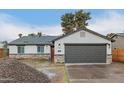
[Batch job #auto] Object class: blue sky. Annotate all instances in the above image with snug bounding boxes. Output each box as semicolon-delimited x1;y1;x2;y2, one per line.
0;9;124;25
0;9;121;25
0;9;81;25
0;9;124;41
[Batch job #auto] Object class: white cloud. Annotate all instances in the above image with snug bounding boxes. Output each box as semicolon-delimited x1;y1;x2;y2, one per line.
1;11;124;42
88;10;124;35
0;13;62;42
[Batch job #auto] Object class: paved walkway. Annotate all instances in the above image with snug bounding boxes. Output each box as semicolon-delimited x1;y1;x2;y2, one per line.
66;62;124;83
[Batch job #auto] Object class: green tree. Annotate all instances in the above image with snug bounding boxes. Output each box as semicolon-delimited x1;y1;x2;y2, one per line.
75;10;91;30
2;41;8;49
61;13;75;34
61;10;91;34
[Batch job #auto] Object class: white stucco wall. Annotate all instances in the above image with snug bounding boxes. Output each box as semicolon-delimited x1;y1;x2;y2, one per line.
9;45;51;54
9;45;17;54
55;30;111;55
44;45;50;54
25;46;37;54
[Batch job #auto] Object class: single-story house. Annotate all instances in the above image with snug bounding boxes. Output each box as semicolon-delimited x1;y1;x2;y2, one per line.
8;35;58;60
108;33;124;49
8;29;112;64
107;33;124;62
53;29;112;64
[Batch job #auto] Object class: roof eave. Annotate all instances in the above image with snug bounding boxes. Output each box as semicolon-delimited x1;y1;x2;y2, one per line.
8;43;53;46
52;29;112;42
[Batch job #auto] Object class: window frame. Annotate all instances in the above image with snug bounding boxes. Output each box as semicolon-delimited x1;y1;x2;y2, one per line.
17;46;25;54
37;45;44;54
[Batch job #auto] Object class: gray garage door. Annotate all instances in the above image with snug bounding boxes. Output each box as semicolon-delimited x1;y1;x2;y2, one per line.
65;44;106;63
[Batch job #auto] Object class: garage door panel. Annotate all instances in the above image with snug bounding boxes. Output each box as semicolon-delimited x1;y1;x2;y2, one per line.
65;44;106;63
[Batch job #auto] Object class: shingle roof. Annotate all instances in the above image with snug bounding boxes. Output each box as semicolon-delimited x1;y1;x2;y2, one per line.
52;28;112;42
9;36;58;45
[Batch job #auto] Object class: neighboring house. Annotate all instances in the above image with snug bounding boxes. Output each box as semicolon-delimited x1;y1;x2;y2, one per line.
107;33;124;62
8;35;58;60
0;42;5;48
9;29;112;64
53;29;112;64
109;33;124;49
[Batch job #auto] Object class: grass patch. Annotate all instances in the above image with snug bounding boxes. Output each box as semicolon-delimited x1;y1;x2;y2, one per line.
30;60;49;65
20;59;50;68
63;65;69;83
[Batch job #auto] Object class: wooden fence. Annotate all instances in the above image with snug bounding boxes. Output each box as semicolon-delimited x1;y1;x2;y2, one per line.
0;49;3;58
0;48;9;58
112;49;124;62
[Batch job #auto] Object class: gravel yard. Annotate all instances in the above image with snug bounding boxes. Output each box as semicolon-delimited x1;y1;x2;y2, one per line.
21;60;68;83
0;59;50;83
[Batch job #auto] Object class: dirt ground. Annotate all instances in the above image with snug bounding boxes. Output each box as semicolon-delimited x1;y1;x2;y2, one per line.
66;62;124;83
2;59;124;83
21;60;68;83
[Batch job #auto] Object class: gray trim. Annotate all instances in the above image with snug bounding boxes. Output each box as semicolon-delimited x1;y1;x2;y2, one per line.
9;44;51;46
52;29;111;42
64;43;107;46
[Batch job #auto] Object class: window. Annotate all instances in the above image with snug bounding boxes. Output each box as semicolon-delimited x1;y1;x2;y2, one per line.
58;50;61;52
18;46;24;54
37;46;44;53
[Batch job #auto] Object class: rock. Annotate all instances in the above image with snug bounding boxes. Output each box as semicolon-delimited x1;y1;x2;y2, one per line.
0;59;50;83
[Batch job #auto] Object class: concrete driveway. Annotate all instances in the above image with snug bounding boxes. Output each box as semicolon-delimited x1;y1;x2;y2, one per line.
66;62;124;83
